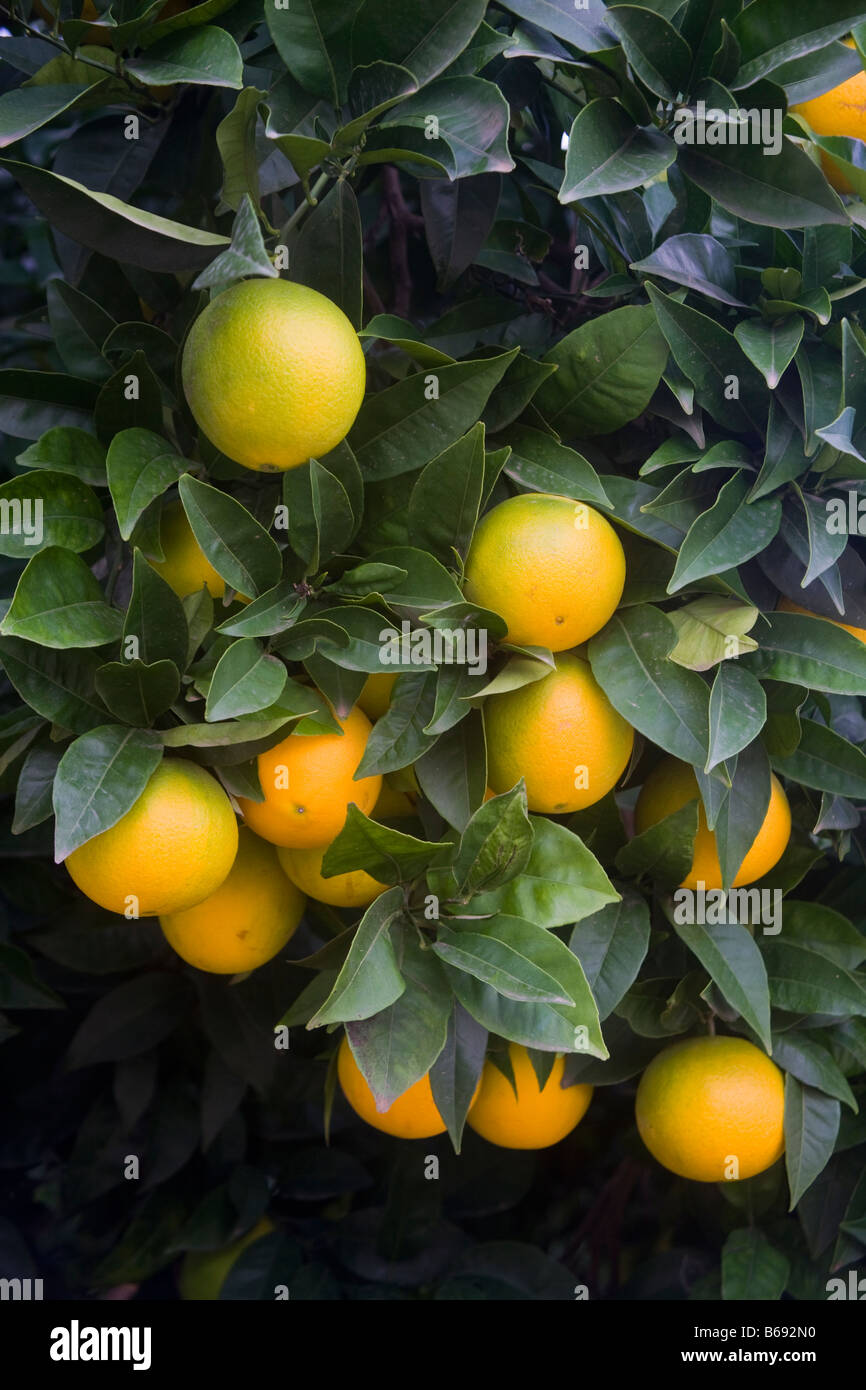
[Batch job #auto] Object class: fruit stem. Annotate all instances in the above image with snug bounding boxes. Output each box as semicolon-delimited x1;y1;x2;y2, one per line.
278;171;331;243
707;1013;716;1036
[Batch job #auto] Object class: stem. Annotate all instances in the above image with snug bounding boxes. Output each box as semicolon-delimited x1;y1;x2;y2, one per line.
2;6;119;76
278;170;330;243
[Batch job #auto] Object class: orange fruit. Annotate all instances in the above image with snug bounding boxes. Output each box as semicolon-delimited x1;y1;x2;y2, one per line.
484;652;634;813
66;759;237;917
634;755;791;890
467;1044;593;1150
792;42;866;193
372;773;418;820
152;499;226;600
464;492;625;651
277;842;386;908
778;595;866;644
357;672;396;720
337;1035;448;1139
181;279;366;473
237;705;381;849
178;1217;275;1300
635;1035;785;1182
160;826;305;973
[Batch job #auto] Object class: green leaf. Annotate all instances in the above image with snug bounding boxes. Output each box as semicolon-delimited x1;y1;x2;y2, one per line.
762;940;866;1016
282;459;355;574
94;349;163;442
732;1;866;85
0;157;229;273
706;662;767;771
308;887;406;1027
0;82;103;149
16;426;106;485
95;659;180;727
323;803;449;884
567;890;651;1022
742;612;866;695
721;1229;790;1300
1;547;121;649
589;605;709;765
428;1002;488;1153
372;77;514;179
107;429;186;540
772;717;866;798
677;136;848;229
52;725;162;862
178;475;282;599
349;351;517;480
123;549;188;673
46;279;114;382
345;931;451;1107
407;423;485;566
12;746;60;835
668;597;760;672
615;800;699;887
771;1032;857;1110
496;0;611;50
606;6;693;100
67;973;192;1068
734;316;804;389
500;425;611;508
0;637;107;733
443;915;606;1057
415;709;487;832
266;0;355;104
192;194;277;292
450;783;533;897
469;817;619;929
419;174;500;291
125;25;243;88
215;86;264;213
784;1076;840;1208
291;181;362;329
356;671;438;775
560;100;676;202
351;0;487;87
434;924;575;1005
668;473;782;593
674;918;772;1050
780;901;866;971
205;639;287;721
535;305;668;438
0;469;103;557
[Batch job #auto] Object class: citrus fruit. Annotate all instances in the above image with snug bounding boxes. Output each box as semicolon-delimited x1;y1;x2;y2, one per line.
357;672;396;720
277;843;386;908
778;595;866;644
635;1035;785;1182
337;1035;449;1139
237;705;381;849
66;759;238;917
160;826;305;973
178;1217;274;1300
372;772;418;820
484;652;634;813
467;1045;593;1150
181;279;366;473
634;755;791;890
152;499;226;599
792;43;866;193
464;492;626;650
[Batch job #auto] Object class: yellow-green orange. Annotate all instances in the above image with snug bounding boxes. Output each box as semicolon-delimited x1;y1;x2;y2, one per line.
152;499;225;599
238;704;381;849
778;595;866;644
66;760;237;917
357;672;396;720
160;826;305;973
178;1217;275;1300
484;652;633;813
467;1045;593;1150
792;43;866;193
464;492;626;651
278;843;386;908
181;279;365;473
337;1035;447;1139
634;756;791;890
635;1036;785;1182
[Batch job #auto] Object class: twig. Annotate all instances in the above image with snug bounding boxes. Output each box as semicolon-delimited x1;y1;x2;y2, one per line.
278;169;330;244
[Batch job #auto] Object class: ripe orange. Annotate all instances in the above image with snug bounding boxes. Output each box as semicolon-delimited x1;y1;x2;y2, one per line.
181;279;366;473
778;595;866;644
277;843;386;908
372;773;418;820
237;705;381;849
635;1035;785;1182
160;826;305;973
464;492;625;650
792;42;866;193
484;652;634;813
178;1217;275;1300
357;672;396;720
152;499;226;600
337;1035;448;1139
634;755;791;890
66;759;238;917
467;1044;593;1150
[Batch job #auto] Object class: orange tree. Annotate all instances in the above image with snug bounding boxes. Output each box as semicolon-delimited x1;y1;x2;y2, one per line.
0;0;865;1303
